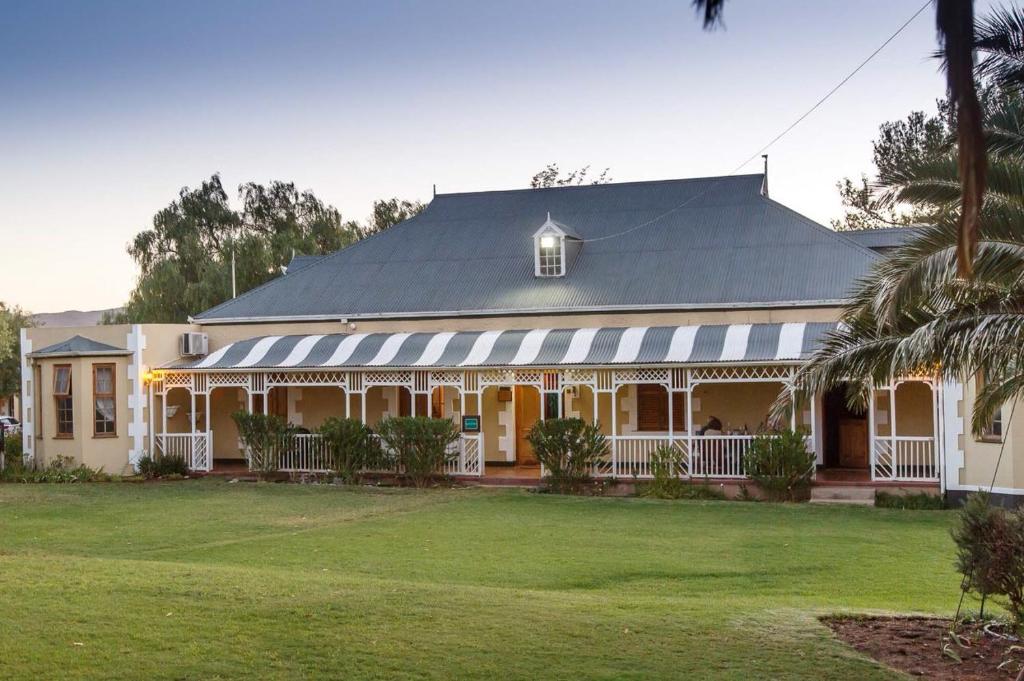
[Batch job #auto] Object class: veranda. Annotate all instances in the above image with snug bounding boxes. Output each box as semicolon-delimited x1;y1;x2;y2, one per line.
150;364;943;484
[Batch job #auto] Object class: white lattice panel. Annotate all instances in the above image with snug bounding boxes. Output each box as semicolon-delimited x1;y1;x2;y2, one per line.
363;371;412;386
690;365;792;383
561;369;596;386
613;368;669;387
429;371;463;388
207;373;250;388
264;371;345;387
162;372;192;388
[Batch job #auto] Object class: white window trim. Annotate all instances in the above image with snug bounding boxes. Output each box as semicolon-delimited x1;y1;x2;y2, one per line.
532;214;568;278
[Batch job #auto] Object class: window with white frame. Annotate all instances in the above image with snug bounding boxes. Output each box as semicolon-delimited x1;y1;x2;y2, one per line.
536;231;563;276
977;370;1004;442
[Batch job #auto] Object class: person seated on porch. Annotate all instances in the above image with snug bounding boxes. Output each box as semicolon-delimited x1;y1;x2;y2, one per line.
697;416;723;436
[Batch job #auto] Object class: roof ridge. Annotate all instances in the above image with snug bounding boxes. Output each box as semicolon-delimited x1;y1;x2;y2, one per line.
434;173;764;199
758;194;879;260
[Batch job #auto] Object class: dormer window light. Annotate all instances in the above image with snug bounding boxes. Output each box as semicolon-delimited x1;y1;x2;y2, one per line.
533;213;580;278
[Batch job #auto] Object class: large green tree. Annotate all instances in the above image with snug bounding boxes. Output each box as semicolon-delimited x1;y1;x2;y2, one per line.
530;164;612;188
693;0;991;276
782;94;1024;434
110;176;425;323
0;303;32;398
832;107;953;231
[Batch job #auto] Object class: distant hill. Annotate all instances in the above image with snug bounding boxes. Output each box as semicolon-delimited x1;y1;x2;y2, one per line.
31;308;121;327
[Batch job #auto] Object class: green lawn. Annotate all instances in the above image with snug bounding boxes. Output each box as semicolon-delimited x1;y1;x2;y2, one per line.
0;480;960;680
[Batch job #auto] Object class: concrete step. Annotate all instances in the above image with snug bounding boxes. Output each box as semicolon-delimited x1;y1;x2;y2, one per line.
810;485;876;505
809;497;875;506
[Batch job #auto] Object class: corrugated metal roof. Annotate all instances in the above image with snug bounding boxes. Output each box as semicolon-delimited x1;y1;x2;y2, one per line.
195;175;878;322
286;254;324;273
841;226;920;250
29;335;131;358
168;322;838;370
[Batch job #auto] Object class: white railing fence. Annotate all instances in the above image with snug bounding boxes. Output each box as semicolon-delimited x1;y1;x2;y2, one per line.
245;432;484;477
278;433;332;473
688;435;754;479
605;436;688;478
155;432;212;472
872;436;937;482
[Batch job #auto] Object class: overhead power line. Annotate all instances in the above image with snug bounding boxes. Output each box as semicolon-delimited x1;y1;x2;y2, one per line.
580;0;933;244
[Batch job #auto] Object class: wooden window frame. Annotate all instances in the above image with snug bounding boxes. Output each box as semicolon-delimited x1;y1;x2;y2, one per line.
92;363;117;438
53;364;73;438
976;372;1004;443
635;385;686;433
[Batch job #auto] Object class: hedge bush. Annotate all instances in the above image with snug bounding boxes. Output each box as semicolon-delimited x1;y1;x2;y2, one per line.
744;429;815;502
137;454;190;479
376;417;459;488
232;411;296;479
316;417;385;483
527;418;608;493
952;492;1024;625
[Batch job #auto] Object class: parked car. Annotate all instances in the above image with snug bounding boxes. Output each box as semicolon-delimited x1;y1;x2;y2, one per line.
0;416;21;434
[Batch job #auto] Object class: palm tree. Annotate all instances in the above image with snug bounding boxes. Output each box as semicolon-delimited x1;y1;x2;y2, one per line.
779;88;1024;434
691;0;987;276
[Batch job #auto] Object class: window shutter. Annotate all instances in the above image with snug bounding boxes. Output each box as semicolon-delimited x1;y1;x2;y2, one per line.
636;384;668;431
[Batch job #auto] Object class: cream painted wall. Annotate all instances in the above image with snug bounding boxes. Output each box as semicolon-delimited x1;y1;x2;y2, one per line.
30;356;133;474
958;376;1018;490
691;382;783;433
296;387;347;429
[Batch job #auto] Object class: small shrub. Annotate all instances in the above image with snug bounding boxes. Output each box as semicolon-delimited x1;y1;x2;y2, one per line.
4;433;23;461
745;429;815;502
641;445;689;499
376;417;459;488
1;455;113;483
952;493;1024;626
875;491;946;510
137;454;190;479
316;417;385;484
232;411;296;480
527;418;608;494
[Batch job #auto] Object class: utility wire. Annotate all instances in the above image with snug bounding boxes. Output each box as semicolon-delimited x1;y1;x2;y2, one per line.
580;0;932;244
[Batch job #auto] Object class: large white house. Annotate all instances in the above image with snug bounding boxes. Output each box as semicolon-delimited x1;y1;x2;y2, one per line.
19;174;1019;503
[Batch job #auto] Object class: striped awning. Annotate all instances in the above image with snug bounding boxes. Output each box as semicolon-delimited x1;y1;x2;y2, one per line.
169;323;837;371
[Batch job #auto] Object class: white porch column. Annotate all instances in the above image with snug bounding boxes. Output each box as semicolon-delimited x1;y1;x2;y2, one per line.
667;386;674;440
889;384;897;480
147;379;154;458
344;388;351;419
867;387;877;480
360;391;367;424
190;389;196;436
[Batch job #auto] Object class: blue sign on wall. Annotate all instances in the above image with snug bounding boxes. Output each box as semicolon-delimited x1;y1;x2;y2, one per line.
461;415;481;433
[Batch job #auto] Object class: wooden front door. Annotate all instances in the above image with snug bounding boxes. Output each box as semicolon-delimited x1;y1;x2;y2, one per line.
838;419;868;468
514;386;541;466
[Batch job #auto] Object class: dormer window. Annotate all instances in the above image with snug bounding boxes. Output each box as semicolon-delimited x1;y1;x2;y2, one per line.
533;213;580;278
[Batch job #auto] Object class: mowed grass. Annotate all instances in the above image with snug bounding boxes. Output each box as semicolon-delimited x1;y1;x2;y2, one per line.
0;480;959;680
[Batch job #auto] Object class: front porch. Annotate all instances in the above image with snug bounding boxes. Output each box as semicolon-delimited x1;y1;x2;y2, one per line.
148;364;943;487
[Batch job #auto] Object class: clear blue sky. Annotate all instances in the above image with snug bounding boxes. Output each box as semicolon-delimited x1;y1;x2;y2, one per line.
0;0;967;312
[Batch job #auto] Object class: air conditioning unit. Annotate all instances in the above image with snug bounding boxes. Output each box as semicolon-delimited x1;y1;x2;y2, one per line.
180;332;209;357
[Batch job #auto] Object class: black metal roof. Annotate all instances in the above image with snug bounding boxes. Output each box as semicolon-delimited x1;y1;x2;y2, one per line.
195;175;878;322
841;226;920;251
29;335;131;358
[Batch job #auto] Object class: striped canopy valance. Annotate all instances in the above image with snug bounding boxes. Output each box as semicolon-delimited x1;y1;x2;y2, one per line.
169;323;837;371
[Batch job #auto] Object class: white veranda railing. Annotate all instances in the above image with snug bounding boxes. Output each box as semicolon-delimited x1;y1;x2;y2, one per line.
872;436;938;482
155;432;212;472
268;432;483;477
594;434;819;480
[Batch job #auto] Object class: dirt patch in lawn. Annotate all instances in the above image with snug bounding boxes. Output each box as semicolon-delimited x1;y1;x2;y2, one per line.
825;616;1022;680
